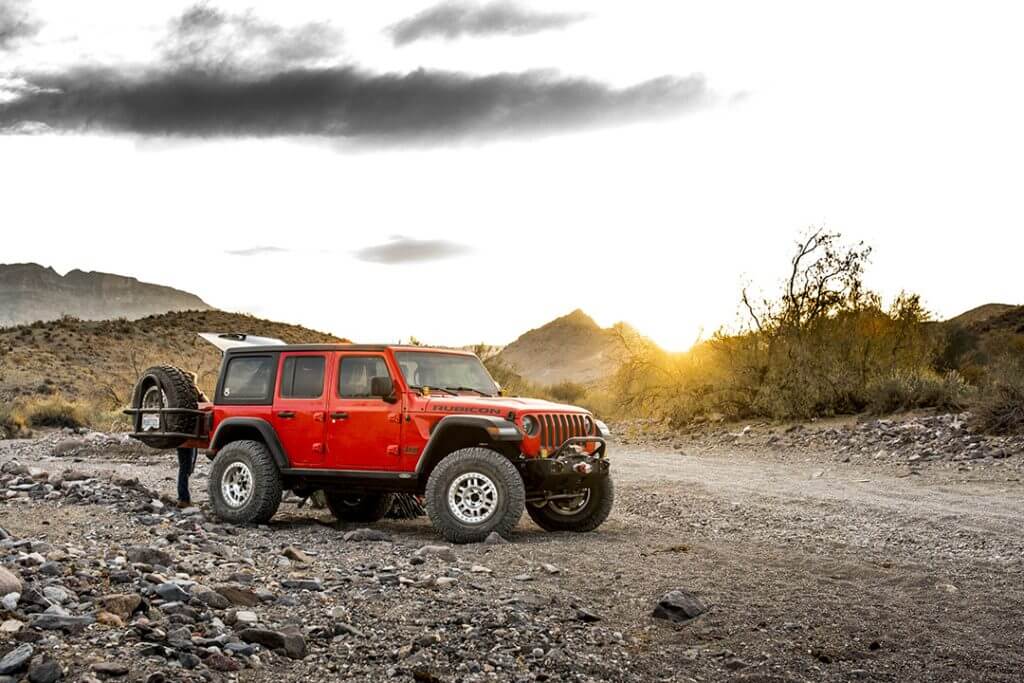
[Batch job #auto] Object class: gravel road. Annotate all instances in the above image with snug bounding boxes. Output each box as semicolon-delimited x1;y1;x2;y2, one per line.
2;432;1023;681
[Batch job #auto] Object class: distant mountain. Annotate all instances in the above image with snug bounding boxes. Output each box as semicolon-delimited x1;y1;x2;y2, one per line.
944;303;1019;328
0;309;345;406
495;309;632;386
0;263;212;327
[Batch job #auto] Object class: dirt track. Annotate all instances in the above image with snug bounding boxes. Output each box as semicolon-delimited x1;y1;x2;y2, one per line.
3;437;1023;681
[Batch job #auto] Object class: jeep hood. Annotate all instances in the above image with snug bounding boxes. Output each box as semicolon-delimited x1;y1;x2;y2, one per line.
419;395;589;415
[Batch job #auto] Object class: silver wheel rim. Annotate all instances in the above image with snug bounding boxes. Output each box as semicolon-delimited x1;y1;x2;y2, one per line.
447;472;499;524
142;385;166;410
221;462;254;508
548;490;590;516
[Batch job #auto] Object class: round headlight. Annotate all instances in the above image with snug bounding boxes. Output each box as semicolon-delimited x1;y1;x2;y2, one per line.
583;416;594;434
521;415;538;436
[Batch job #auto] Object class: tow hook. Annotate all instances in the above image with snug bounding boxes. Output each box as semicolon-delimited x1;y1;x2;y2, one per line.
573;462;593;475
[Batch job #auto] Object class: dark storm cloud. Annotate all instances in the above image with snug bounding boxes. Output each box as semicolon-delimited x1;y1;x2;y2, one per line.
354;237;470;264
224;246;290;256
0;66;710;141
0;0;40;51
389;1;586;45
162;3;343;70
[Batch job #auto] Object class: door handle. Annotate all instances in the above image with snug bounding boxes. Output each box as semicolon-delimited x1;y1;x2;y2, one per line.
277;411;296;419
330;411;349;420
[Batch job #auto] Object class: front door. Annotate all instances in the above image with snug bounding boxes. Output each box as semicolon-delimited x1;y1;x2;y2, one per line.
271;352;329;468
326;353;403;470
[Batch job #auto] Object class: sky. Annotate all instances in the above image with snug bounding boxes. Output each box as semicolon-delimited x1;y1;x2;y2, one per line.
1;0;1022;350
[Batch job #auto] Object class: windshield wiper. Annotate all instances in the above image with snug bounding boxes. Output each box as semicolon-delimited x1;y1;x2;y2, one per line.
409;385;457;396
445;386;494;397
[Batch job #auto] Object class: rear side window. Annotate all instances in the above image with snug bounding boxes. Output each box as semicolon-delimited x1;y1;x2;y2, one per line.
221;355;276;403
280;356;325;399
338;356;390;398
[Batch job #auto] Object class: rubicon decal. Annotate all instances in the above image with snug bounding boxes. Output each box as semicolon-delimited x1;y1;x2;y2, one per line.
430;405;504;415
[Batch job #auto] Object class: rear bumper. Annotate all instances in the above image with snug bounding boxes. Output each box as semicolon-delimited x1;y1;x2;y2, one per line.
519;436;610;492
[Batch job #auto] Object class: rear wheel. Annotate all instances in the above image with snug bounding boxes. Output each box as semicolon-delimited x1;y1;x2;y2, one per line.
425;447;525;544
323;492;394;523
526;477;615;533
208;440;282;524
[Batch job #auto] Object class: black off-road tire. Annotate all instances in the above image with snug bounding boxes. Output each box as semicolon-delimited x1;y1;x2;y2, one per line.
208;440;283;524
425;447;525;544
527;477;615;533
323;492;395;523
130;365;199;449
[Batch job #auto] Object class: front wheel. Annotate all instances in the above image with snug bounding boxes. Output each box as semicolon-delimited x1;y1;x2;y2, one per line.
527;477;615;533
425;447;525;544
208;440;283;524
323;492;394;523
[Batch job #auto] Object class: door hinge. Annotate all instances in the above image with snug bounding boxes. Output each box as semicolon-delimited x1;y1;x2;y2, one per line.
386;445;400;456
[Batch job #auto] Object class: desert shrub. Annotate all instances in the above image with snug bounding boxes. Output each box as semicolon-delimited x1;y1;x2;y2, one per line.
614;229;961;424
0;403;31;438
865;370;970;415
547;381;587;405
970;358;1024;435
23;395;90;429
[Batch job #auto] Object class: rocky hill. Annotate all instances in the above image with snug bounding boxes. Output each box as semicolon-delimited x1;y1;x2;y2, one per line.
0;263;212;327
0;310;345;413
495;309;632;386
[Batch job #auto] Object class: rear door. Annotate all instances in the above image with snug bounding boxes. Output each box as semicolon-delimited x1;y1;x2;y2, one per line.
272;351;329;468
326;352;403;470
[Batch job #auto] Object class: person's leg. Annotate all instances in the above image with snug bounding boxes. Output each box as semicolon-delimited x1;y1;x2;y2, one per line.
176;447;192;504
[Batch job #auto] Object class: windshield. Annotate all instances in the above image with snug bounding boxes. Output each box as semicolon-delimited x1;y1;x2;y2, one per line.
395;352;498;396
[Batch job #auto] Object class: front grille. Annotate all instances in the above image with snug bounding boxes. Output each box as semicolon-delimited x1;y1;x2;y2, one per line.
537;413;592;450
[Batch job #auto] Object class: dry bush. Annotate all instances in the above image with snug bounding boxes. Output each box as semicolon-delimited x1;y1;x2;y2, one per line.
865;370;971;415
0;403;32;438
548;381;588;405
971;358;1024;435
23;395;91;429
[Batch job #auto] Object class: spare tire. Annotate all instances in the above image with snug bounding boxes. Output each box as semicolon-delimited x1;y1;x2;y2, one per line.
130;365;199;449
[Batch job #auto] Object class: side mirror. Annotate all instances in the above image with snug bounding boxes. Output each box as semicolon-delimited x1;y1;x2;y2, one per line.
371;376;396;402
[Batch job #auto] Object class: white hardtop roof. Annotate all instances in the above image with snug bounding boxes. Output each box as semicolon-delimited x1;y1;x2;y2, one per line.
197;333;287;352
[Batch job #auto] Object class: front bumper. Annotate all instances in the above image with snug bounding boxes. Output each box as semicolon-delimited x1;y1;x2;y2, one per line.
519;436;610;492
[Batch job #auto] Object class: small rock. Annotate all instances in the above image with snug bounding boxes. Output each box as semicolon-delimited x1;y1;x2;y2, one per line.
1;593;19;611
343;528;391;542
0;644;33;675
575;608;601;623
154;583;189;602
126;546;172;567
0;567;22;595
95;612;124;628
28;614;94;633
1;619;24;634
414;545;455;562
652;589;709;623
540;563;560;575
214;585;259;607
484;532;508;545
92;663;130;679
282;546;313;563
280;578;323;591
235;610;258;626
204;653;240;672
96;594;142;619
28;656;62;683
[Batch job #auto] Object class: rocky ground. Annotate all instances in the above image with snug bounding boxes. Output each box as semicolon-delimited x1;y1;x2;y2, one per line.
2;415;1023;682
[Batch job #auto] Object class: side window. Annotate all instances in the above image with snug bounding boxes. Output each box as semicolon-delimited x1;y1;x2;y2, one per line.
338;356;390;398
221;355;275;403
280;356;325;399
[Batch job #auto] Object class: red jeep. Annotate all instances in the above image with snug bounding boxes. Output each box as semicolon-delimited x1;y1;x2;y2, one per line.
127;337;613;543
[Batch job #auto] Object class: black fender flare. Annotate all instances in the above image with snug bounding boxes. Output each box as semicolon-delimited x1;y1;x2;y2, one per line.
415;415;522;476
209;417;290;470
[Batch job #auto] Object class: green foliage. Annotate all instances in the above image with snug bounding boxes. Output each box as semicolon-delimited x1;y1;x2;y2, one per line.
865;370;971;415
